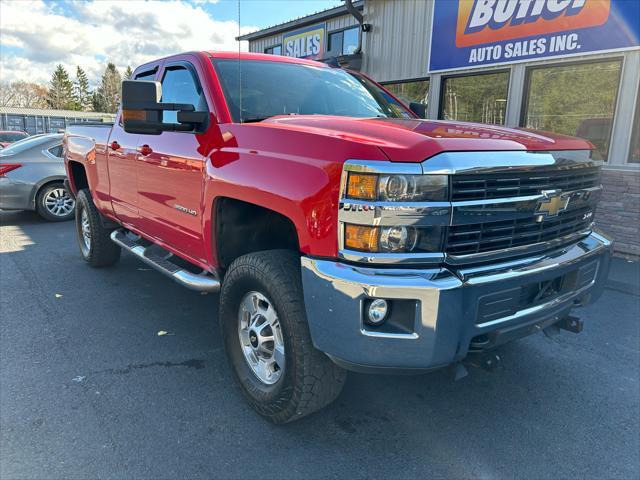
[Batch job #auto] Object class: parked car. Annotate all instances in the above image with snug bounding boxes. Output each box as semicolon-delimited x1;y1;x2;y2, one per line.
0;130;29;149
0;133;75;221
64;51;611;423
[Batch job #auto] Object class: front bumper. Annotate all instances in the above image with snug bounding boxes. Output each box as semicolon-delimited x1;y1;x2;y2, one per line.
301;231;612;373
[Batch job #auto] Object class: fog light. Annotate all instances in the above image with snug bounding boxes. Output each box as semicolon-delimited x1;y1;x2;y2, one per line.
367;299;389;325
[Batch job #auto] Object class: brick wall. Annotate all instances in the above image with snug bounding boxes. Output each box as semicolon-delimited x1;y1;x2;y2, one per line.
597;169;640;257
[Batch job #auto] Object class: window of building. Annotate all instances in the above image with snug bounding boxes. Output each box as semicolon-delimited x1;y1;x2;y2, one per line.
440;71;509;125
264;45;282;55
628;90;640;164
383;79;430;110
342;27;358;55
327;27;359;57
160;65;207;125
522;60;622;161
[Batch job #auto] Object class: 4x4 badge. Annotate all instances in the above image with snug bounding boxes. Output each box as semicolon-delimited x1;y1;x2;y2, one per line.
536;189;570;217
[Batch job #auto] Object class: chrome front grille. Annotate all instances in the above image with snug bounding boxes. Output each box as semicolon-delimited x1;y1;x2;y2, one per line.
446;205;594;256
451;167;601;201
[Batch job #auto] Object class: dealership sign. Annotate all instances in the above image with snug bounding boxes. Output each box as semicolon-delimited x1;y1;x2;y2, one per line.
429;0;640;72
283;23;325;60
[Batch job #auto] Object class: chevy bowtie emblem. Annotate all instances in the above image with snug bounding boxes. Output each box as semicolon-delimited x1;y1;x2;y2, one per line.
536;189;570;217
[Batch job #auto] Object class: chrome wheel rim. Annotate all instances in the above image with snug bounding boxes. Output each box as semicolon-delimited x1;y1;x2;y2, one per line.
237;291;285;385
45;188;75;217
80;208;91;252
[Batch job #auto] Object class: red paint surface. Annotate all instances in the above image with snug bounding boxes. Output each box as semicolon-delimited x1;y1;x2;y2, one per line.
65;51;594;271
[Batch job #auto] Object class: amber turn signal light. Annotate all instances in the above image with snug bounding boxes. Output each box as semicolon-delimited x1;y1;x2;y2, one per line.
347;172;378;200
344;224;379;251
122;109;147;121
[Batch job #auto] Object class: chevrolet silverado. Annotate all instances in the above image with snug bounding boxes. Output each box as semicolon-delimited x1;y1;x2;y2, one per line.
64;51;612;423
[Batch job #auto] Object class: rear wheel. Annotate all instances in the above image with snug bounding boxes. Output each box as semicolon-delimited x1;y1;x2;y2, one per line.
36;182;75;221
219;250;346;424
75;189;121;267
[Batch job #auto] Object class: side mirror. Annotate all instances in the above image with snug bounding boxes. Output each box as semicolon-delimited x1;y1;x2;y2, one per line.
409;102;426;119
121;80;208;135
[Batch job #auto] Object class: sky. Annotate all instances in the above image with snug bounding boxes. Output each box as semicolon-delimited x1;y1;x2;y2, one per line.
0;0;343;86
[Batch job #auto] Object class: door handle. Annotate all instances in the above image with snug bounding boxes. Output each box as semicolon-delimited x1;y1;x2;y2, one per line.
137;144;153;156
110;141;121;151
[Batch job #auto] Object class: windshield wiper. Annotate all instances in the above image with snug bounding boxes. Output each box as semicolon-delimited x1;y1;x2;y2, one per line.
241;113;303;123
241;116;271;123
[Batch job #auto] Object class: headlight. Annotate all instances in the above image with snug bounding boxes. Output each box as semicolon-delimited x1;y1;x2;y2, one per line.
346;172;448;202
344;224;443;253
379;225;417;252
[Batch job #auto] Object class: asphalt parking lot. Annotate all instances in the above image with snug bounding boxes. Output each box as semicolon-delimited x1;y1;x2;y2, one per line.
1;210;639;480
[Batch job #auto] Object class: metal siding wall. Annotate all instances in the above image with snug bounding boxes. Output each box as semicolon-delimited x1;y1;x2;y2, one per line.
250;34;283;53
326;14;358;31
362;0;433;83
247;14;357;54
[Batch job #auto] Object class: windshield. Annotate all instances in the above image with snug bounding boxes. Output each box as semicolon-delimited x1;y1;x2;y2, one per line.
212;59;413;123
0;132;28;143
0;135;57;156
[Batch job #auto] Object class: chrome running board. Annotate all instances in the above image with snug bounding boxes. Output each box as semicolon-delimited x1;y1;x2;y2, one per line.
110;229;220;292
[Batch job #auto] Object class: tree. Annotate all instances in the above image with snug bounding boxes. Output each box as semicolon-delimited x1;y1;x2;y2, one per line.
93;62;122;113
0;81;48;108
73;66;92;111
123;66;133;80
91;90;105;113
46;64;76;110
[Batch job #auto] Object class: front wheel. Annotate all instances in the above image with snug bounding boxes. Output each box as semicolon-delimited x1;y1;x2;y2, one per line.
219;250;346;424
75;189;121;267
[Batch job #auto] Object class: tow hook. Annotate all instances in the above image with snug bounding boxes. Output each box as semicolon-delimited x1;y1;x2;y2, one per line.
452;352;502;380
559;315;584;333
544;314;584;338
467;352;501;372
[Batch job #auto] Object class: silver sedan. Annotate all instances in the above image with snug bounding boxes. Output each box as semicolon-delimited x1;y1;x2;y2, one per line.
0;134;75;221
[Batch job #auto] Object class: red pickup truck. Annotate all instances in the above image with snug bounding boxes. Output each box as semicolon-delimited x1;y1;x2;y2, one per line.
64;51;612;423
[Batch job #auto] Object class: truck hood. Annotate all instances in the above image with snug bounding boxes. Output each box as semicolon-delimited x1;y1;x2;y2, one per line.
264;115;593;162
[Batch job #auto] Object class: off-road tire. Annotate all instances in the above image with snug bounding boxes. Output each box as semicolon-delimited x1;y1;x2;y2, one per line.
75;189;121;267
219;250;346;424
35;182;75;222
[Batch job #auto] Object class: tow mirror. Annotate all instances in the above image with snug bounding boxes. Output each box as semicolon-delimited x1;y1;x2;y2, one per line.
121;80;208;135
409;102;426;119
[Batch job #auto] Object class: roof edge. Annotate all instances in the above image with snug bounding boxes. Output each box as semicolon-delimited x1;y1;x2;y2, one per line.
237;0;363;41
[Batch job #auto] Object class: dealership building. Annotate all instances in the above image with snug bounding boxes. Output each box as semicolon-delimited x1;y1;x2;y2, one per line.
239;0;640;256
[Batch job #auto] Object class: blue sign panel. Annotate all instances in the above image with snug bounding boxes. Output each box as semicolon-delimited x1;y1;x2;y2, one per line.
429;0;640;72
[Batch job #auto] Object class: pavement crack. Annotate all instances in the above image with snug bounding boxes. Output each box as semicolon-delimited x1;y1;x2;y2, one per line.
89;358;206;376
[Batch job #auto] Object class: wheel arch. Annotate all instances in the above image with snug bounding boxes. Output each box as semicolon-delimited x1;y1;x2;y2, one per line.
66;160;89;195
29;176;67;209
213;196;301;271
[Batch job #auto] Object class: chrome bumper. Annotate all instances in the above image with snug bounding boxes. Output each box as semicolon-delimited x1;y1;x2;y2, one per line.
301;231;612;373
